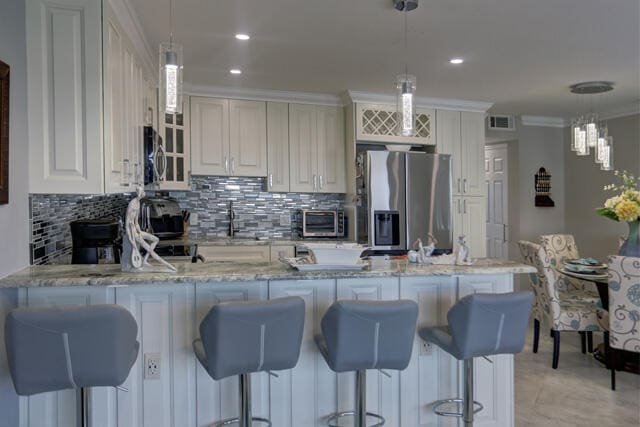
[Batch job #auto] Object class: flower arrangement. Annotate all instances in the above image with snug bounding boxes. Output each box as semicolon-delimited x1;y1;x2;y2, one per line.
597;170;640;222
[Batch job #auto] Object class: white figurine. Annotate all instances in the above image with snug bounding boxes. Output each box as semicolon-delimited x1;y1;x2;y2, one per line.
456;235;471;265
424;233;438;257
122;186;176;272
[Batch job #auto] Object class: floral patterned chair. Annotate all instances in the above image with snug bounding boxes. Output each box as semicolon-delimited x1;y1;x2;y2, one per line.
595;255;640;390
518;240;602;369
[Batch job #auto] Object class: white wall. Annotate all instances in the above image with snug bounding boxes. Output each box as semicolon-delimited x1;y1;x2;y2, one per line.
564;114;640;261
0;0;28;423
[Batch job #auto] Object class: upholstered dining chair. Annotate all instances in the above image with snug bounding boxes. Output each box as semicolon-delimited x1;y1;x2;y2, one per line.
595;255;640;390
518;240;602;369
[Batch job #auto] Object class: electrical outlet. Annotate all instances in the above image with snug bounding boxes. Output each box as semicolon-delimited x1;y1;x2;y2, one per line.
420;341;433;356
144;353;161;379
189;213;198;226
280;213;291;226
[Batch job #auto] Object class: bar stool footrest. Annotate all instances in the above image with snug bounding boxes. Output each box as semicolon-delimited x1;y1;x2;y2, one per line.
327;411;385;427
213;416;272;427
432;398;483;418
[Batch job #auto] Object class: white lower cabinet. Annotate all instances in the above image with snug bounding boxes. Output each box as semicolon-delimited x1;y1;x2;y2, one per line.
194;282;269;427
269;279;337;427
19;287;117;427
399;274;514;427
115;284;196;427
336;278;401;427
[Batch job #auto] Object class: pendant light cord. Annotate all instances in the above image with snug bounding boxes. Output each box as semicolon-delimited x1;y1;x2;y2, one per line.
169;0;174;46
404;6;408;76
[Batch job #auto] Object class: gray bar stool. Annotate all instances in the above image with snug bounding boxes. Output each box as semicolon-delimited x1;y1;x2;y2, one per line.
193;296;305;427
315;300;419;427
419;291;533;427
4;304;139;427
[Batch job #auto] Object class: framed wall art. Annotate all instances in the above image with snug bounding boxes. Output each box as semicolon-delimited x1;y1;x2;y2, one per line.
0;59;8;204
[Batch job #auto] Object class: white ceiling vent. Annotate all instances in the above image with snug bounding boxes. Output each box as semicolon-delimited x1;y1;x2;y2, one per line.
487;115;515;131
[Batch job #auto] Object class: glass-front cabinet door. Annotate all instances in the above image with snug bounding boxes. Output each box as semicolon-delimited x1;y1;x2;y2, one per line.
157;97;191;190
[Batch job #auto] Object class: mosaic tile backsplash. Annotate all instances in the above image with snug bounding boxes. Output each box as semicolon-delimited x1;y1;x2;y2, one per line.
164;176;345;240
30;176;345;264
30;193;130;265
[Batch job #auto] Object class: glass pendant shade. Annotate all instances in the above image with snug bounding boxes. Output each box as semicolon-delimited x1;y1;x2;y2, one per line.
576;125;589;156
396;74;416;137
160;42;183;114
600;136;614;171
570;119;582;152
595;127;608;164
585;115;598;148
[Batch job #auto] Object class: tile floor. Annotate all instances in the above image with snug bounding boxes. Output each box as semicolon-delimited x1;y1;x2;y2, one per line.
515;326;640;426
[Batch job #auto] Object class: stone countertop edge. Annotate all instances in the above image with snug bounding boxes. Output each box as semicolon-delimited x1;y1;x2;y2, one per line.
0;260;536;289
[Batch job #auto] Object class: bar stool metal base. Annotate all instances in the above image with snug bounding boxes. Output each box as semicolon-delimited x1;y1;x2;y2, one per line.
326;411;385;427
432;398;484;417
212;373;272;427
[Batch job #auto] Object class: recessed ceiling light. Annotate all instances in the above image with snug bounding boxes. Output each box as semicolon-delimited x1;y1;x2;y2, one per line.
235;34;250;41
449;58;464;65
230;69;242;75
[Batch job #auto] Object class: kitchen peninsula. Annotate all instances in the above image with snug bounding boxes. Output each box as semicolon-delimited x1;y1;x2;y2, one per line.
1;260;534;427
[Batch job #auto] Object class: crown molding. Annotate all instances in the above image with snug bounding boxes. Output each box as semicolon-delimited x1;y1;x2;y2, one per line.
344;91;494;112
184;84;343;106
108;0;156;80
520;115;566;128
599;102;640;120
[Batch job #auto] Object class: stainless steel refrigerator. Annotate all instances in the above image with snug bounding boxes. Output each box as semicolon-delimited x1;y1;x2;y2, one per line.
357;151;453;253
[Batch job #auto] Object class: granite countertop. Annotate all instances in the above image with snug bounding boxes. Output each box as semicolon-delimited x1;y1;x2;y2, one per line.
158;237;355;247
0;259;535;289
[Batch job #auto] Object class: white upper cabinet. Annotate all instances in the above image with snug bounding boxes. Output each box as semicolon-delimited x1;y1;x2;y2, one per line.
190;97;229;176
27;0;104;194
229;100;267;176
436;110;485;197
355;103;434;145
158;107;191;190
27;0;155;194
191;98;267;177
289;104;346;193
266;102;290;192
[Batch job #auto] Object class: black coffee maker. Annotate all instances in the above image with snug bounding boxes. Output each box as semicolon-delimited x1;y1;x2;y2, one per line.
70;219;121;264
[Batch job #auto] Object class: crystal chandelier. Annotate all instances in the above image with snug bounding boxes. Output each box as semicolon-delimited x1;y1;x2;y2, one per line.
394;0;418;137
569;82;614;171
160;0;183;114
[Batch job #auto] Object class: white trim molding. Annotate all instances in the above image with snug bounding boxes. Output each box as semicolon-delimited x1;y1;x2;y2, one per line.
184;84;343;106
520;115;566;128
108;0;156;80
344;90;494;113
599;102;640;120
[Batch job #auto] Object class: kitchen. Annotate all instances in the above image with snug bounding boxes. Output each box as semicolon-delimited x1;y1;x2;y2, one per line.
0;0;639;426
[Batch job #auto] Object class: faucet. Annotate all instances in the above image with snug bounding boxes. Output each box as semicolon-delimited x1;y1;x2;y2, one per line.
228;201;239;238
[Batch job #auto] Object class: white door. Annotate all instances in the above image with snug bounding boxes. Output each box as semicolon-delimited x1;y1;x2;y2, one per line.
229;100;267;177
485;144;509;259
191;97;229;176
460;112;485;197
289;104;317;192
266;102;290;192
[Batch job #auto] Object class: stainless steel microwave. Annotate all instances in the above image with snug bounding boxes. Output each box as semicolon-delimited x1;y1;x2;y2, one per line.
299;210;345;238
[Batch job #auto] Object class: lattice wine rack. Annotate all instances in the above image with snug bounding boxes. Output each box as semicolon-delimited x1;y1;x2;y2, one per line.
356;104;433;144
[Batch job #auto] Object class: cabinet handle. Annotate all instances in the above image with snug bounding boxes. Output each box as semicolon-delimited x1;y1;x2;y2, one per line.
319;175;324;189
231;158;236;175
269;174;273;188
313;174;317;190
224;156;229;174
463;179;468;193
457;199;461;214
503;224;507;243
457;178;461;193
463;199;467;214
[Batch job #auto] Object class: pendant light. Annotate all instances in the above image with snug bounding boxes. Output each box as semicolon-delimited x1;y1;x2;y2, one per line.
160;0;183;114
569;82;615;163
395;0;418;137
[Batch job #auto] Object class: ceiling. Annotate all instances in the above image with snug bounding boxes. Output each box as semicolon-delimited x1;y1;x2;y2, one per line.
131;0;640;117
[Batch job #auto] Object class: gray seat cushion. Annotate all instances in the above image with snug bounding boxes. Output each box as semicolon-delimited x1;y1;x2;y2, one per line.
419;291;533;360
316;299;418;372
195;296;305;380
5;305;139;396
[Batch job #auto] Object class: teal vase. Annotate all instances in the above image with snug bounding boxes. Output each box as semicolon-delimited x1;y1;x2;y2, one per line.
620;220;640;257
